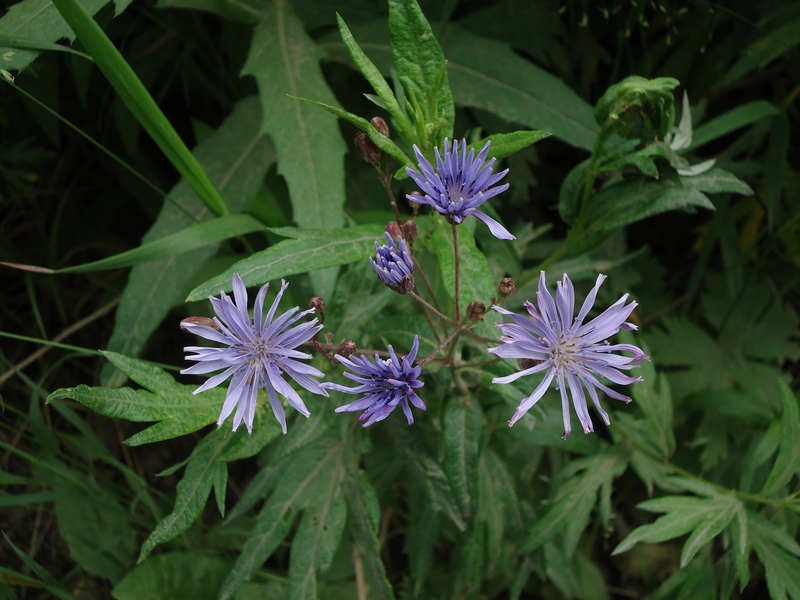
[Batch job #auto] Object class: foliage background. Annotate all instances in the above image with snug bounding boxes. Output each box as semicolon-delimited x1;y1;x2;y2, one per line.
0;0;798;598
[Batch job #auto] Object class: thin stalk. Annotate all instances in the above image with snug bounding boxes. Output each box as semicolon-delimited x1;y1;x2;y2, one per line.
452;223;462;322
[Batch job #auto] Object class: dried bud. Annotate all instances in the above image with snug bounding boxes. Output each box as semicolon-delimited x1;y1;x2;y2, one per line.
370;116;389;137
336;339;357;359
394;273;415;295
467;301;487;321
498;277;516;297
309;296;326;323
386;221;402;239
400;219;418;243
354;131;381;164
180;316;218;332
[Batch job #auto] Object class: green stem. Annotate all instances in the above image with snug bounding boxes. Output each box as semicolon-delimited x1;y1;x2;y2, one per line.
452;223;462;323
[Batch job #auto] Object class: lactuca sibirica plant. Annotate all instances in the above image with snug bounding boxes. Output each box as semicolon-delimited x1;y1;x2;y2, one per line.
42;0;784;598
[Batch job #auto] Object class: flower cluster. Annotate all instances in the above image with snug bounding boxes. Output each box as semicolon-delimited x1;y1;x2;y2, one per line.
489;272;649;438
183;138;650;438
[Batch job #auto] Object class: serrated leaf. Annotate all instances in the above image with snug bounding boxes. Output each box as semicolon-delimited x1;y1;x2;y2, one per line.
54;215;264;274
335;12;411;142
762;380;800;496
474;130;552;159
0;0;131;72
404;486;440;595
48;352;221;445
388;0;454;144
443;396;482;519
524;449;626;556
186;224;385;301
612;497;708;555
242;2;347;297
138;428;237;562
217;439;345;600
103;98;272;386
679;495;738;566
752;536;800;600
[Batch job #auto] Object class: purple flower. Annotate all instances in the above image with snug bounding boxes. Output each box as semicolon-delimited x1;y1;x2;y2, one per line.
326;336;426;427
182;274;328;435
489;272;649;438
370;232;414;293
406;138;513;240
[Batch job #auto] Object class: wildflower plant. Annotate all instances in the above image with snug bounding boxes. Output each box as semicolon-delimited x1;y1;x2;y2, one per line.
9;0;794;598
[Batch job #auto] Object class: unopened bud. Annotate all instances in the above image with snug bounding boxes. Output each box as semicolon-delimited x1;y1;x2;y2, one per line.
370;116;389;137
309;296;326;323
336;339;357;359
467;301;487;321
180;316;218;332
386;221;402;239
498;277;516;297
354;131;381;164
401;220;417;243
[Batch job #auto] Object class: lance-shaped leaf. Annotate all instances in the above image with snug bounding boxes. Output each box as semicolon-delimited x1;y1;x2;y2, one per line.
186;224;385;301
388;0;454;145
242;1;347;298
48;351;221;446
761;379;800;496
443;396;483;519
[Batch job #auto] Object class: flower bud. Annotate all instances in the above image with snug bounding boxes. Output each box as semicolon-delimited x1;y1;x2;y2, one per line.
518;358;542;371
407;191;423;213
397;273;415;295
401;220;418;243
498;277;516;297
309;296;326;323
180;316;218;332
336;339;357;359
370;116;389;137
354;131;381;164
467;301;487;321
386;221;402;239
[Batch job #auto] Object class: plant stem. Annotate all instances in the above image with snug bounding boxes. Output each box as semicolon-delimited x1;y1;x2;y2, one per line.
452;223;462;322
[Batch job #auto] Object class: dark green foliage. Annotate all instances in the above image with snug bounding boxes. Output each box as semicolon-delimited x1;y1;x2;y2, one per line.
1;0;798;599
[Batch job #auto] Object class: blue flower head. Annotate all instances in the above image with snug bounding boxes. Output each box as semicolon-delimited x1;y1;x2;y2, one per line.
406;138;514;240
370;232;414;293
182;274;328;435
489;272;649;438
326;336;426;427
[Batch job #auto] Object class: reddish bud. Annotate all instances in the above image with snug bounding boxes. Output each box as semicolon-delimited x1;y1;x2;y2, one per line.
354;131;381;164
392;273;415;295
370;116;389;137
498;277;516;297
401;220;418;243
180;316;218;332
336;339;357;359
309;296;326;323
385;221;402;239
467;301;487;321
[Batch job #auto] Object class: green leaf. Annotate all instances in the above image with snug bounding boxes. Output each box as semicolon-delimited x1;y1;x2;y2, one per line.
345;473;395;600
335;12;412;143
473;130;552;159
524;449;627;557
53;215;264;274
558;160;591;225
48;352;221;446
242;1;347;297
186;224;385;301
761;379;800;495
429;219;500;338
113;553;231;600
291;96;414;170
388;0;455;146
0;0;130;72
50;0;228;217
689;100;781;150
443;396;483;519
138;428;239;561
440;26;596;150
752;533;800;600
217;438;346;600
103;98;272;386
